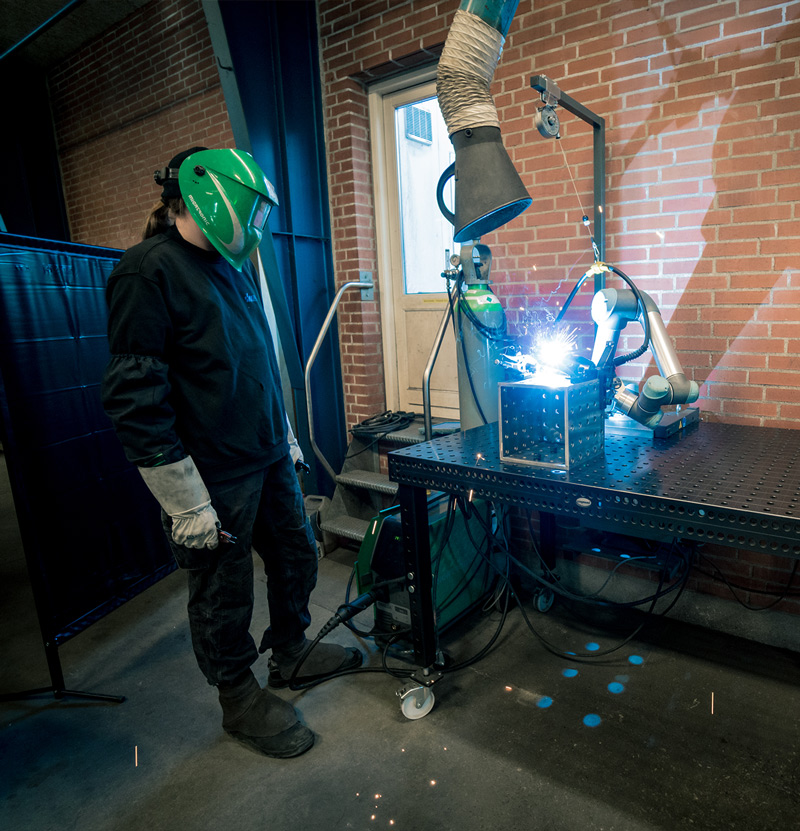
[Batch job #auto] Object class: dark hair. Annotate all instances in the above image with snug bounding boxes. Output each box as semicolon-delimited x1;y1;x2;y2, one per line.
142;197;186;240
155;145;208;202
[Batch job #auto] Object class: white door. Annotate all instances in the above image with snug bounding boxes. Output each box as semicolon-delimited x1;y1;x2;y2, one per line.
370;74;460;420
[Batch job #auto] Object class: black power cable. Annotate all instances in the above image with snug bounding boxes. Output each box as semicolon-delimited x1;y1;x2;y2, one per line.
459;497;692;661
695;551;800;611
283;480;698;690
351;410;416;437
554;262;652;369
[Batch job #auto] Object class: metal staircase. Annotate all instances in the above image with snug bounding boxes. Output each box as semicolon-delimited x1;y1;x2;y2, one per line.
302;280;459;551
315;416;457;551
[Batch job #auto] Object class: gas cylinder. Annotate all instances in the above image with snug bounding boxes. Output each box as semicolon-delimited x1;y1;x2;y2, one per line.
456;284;506;430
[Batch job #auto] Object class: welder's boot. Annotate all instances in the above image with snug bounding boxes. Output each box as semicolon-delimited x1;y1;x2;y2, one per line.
267;639;363;689
218;670;314;758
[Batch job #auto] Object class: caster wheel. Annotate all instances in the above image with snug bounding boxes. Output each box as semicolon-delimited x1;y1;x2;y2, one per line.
535;587;554;613
401;687;435;720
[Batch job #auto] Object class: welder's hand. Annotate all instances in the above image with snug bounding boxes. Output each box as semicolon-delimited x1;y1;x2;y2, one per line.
170;502;220;549
138;456;220;549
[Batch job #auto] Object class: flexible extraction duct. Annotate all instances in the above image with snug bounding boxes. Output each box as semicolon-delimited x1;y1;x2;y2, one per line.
437;0;531;242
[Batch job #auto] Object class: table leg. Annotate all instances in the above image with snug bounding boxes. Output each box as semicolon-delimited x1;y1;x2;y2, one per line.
398;483;438;667
539;511;558;571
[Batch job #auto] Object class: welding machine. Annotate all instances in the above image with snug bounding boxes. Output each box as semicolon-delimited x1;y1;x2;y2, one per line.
353;495;498;644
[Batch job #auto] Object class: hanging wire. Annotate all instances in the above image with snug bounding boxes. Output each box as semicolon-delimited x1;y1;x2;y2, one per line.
558;137;587;219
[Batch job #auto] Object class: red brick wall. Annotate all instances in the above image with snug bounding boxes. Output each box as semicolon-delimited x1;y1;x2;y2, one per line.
317;1;455;427
41;0;800;621
318;0;800;622
318;0;800;429
48;0;233;252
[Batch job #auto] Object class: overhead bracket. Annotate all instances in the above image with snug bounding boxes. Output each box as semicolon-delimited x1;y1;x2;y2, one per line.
534;75;562;138
531;74;606;286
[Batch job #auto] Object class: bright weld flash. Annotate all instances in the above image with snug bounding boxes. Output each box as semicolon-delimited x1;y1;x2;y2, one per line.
534;326;577;371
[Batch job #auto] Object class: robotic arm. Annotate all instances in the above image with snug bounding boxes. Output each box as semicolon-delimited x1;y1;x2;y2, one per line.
591;287;699;428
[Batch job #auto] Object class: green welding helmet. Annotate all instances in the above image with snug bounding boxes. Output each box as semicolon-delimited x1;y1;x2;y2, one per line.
178;149;279;271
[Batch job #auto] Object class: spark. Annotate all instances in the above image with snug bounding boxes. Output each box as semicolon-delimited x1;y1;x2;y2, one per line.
375;794;382;799
711;692;714;714
533;325;578;373
468;489;474;502
430;780;437;786
134;746;138;767
505;685;513;692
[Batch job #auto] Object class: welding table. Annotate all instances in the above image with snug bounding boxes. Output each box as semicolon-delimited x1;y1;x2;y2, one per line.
388;420;800;669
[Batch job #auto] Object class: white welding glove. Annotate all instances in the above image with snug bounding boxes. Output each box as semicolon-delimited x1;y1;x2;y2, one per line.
139;456;220;549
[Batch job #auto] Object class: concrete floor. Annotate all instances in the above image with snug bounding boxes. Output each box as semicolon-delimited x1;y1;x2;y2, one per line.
2;454;800;831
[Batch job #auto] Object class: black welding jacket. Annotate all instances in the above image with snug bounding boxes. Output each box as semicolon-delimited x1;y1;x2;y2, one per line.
101;225;289;482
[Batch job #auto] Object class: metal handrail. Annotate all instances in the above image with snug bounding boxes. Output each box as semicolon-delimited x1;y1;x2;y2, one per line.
422;283;458;441
305;280;373;482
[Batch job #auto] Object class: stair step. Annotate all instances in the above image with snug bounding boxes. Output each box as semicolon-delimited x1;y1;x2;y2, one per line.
350;417;460;446
350;420;423;446
319;515;371;543
335;469;398;495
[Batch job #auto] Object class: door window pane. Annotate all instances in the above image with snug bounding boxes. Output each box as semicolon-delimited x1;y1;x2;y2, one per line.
394;96;456;294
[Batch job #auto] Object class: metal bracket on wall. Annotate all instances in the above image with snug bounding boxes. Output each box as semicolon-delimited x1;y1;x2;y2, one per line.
360;270;374;301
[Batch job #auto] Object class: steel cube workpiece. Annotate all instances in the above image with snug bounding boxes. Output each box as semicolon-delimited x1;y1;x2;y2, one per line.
499;378;604;471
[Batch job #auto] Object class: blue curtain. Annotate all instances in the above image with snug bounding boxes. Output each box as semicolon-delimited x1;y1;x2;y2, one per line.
0;233;174;648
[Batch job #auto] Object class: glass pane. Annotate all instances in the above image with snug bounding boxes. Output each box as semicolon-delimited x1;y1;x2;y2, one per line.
395;96;456;294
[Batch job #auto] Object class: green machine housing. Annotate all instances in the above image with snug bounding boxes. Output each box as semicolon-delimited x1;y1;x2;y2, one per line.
354;495;498;642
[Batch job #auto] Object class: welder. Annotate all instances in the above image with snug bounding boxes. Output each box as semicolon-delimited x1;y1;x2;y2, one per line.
101;147;360;758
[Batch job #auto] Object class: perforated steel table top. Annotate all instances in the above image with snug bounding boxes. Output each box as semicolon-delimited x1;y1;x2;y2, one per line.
388;421;800;558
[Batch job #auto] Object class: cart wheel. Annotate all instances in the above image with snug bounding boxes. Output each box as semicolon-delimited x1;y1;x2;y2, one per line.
535;587;554;613
401;687;435;720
